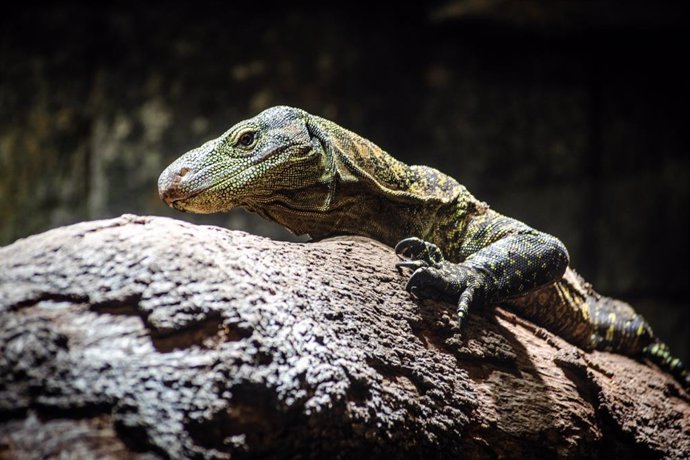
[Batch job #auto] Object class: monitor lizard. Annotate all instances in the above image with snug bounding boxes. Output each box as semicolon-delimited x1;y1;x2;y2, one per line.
158;105;689;392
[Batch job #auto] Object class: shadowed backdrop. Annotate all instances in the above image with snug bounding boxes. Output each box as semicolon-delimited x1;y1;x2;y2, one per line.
1;1;688;360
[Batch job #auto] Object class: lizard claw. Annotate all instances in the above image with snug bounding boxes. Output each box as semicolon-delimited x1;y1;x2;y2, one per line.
395;259;429;274
395;238;416;259
395;237;445;266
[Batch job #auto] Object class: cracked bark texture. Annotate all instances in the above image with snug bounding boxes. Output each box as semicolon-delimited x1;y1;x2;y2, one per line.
0;215;688;459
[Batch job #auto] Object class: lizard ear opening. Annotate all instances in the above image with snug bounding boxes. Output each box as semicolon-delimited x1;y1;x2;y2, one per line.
305;116;328;152
304;115;360;185
305;116;317;140
304;115;338;209
304;115;336;170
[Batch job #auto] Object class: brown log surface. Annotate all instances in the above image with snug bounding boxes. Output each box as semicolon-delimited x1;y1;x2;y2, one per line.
0;215;688;459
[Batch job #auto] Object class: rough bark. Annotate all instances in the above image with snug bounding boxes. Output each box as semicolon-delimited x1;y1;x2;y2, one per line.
0;215;688;459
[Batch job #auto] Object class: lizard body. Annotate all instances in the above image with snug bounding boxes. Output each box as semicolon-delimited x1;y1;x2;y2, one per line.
158;106;689;392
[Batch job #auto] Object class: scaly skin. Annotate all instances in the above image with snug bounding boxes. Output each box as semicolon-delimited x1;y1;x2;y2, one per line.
158;106;689;392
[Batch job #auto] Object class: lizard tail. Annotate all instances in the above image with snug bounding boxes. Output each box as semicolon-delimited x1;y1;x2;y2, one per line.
643;340;690;393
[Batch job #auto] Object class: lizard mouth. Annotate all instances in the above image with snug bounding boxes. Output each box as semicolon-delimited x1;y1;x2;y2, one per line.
164;190;211;213
167;194;199;211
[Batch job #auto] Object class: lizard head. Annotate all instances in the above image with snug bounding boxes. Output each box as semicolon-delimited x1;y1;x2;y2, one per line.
159;105;459;241
158;106;334;224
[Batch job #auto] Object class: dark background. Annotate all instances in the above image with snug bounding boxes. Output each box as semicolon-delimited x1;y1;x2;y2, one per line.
1;1;688;360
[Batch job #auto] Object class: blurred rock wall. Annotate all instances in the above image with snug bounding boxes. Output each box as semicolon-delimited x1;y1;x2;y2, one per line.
1;2;688;359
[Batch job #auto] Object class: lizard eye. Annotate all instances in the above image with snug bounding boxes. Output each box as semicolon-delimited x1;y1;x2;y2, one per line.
237;131;256;147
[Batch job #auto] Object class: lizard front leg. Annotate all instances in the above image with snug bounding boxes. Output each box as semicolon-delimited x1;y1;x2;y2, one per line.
396;212;570;329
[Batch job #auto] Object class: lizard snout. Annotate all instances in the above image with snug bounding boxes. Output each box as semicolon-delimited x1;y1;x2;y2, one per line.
158;164;194;207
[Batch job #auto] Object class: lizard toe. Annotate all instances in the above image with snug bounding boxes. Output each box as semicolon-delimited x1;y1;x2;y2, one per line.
395;237;425;260
404;266;455;302
395;237;445;266
396;259;429;274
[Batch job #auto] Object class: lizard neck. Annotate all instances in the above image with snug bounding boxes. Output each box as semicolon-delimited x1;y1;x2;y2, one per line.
257;124;475;247
253;167;463;248
248;114;480;248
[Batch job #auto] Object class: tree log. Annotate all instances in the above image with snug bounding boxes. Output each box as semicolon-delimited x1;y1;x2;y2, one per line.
1;215;688;459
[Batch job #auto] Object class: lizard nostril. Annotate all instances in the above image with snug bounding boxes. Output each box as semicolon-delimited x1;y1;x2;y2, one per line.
157;164;194;205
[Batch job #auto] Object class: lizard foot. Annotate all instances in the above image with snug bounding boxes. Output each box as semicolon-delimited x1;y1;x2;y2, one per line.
395;237;489;329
